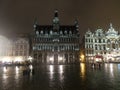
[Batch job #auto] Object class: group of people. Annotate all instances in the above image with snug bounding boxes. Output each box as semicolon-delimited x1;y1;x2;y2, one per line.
23;65;35;76
91;62;102;69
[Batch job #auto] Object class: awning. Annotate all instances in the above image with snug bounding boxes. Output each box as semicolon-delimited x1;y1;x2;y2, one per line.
95;55;103;58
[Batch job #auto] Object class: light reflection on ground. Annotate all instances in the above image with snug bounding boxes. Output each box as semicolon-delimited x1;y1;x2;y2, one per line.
80;63;86;80
0;64;120;90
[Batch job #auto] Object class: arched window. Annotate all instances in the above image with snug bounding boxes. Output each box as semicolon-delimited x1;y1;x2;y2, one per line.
95;45;97;50
60;31;63;34
103;45;106;50
98;32;100;36
112;43;115;49
99;39;101;43
107;39;111;43
95;39;97;42
103;39;105;43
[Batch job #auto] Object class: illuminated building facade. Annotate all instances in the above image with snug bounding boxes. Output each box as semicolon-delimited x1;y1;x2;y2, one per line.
85;23;120;63
0;35;30;64
13;37;29;63
32;10;80;64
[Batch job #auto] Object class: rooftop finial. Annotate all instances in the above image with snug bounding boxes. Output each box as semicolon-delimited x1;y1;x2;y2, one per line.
110;23;113;28
74;18;78;25
54;9;58;17
88;28;90;31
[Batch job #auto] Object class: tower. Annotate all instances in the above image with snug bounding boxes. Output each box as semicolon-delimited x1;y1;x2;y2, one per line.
53;10;60;31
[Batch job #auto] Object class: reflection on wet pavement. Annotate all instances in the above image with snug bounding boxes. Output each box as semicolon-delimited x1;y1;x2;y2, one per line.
0;64;120;90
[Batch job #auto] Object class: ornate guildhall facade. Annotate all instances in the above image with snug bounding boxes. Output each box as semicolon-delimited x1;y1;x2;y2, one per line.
32;10;80;64
85;24;120;63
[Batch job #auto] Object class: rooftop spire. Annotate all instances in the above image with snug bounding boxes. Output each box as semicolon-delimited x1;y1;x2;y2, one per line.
74;19;79;31
34;17;38;25
33;18;38;30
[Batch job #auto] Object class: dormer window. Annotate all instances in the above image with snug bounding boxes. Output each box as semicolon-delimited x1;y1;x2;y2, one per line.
60;31;63;34
36;31;39;35
69;31;72;34
41;30;43;34
87;34;90;37
50;30;53;34
98;33;100;36
65;30;67;34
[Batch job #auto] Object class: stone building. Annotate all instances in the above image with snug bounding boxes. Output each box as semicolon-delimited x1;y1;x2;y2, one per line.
85;23;120;63
32;10;80;64
13;37;30;63
0;35;30;64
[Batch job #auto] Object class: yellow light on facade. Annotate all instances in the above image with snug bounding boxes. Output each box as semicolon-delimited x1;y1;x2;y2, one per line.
80;54;85;62
81;55;84;59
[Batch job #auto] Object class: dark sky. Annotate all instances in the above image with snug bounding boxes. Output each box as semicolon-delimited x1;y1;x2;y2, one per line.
0;0;120;37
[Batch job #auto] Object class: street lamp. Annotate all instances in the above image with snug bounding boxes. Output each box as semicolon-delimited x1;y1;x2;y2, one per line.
80;54;85;62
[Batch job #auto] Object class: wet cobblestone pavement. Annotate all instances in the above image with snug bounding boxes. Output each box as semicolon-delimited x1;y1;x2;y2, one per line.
0;63;120;90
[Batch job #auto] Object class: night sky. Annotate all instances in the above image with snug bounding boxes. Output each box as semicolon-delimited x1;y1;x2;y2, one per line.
0;0;120;37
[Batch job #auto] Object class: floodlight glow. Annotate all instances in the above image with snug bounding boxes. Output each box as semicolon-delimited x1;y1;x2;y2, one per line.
2;57;11;63
59;57;63;61
28;56;32;60
15;57;23;62
96;58;99;62
80;54;85;62
81;55;84;59
49;57;54;62
58;55;64;61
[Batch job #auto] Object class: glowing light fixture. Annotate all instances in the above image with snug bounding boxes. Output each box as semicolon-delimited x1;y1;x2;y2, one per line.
2;57;11;63
59;57;63;61
49;57;54;62
80;54;85;62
